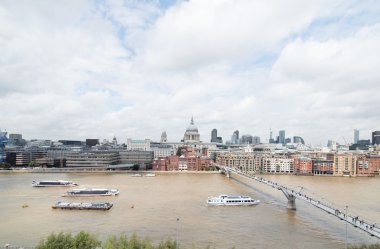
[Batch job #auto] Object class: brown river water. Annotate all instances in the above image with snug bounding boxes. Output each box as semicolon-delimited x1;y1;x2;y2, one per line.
0;172;379;249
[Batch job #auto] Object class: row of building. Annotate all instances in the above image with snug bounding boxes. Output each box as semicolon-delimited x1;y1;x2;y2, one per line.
2;118;380;176
216;151;380;176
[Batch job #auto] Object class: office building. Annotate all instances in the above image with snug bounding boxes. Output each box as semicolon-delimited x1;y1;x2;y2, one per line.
269;129;275;143
279;130;286;145
211;129;217;142
231;130;239;144
241;135;253;144
372;131;380;145
252;136;260;144
86;139;99;147
160;131;167;143
127;139;151;151
119;150;154;170
293;136;305;144
58;140;83;146
211;129;223;144
150;142;175;159
65;152;118;168
354;129;359;144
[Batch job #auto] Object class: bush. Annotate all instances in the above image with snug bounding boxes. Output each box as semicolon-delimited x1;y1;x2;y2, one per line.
36;231;100;249
0;162;11;169
348;243;380;249
36;231;233;249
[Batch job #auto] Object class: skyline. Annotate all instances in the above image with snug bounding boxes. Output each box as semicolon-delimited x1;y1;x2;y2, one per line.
2;120;377;147
1;0;380;145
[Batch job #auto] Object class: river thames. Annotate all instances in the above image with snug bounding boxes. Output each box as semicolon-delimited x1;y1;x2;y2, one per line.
0;172;379;248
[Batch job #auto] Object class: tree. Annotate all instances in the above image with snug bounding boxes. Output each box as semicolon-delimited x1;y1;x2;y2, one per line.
73;231;100;249
29;159;39;168
35;231;100;249
0;162;11;169
35;232;74;249
348;244;380;249
156;238;176;249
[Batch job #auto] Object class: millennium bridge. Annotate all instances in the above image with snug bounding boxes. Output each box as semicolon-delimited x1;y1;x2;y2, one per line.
216;164;380;239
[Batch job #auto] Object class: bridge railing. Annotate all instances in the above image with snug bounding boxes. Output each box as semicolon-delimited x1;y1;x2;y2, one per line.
217;164;380;239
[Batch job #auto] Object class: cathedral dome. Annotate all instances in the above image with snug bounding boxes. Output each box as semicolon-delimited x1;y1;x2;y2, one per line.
186;117;198;132
183;116;200;143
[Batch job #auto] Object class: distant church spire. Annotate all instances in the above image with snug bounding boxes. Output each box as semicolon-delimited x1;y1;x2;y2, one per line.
190;116;194;125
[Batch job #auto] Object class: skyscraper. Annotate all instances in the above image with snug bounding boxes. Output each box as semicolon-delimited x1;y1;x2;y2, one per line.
293;136;305;144
160;131;167;143
231;130;239;144
252;136;260;144
354;129;359;144
372;131;380;145
279;130;285;145
269;129;274;143
241;135;253;144
211;129;217;142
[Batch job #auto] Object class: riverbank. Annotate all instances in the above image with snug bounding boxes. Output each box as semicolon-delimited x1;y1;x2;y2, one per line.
0;168;220;174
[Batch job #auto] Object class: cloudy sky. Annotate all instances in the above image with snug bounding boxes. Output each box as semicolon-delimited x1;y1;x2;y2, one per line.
1;0;379;145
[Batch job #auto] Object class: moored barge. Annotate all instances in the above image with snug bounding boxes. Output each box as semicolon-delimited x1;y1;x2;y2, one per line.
32;180;78;187
62;188;119;197
52;201;113;210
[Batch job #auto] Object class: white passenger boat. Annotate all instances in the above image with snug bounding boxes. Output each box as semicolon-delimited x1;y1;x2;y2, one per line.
32;180;78;187
207;194;260;206
145;173;156;177
62;188;119;197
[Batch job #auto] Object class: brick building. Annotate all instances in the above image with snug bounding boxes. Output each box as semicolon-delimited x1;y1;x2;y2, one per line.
293;157;313;175
357;155;380;175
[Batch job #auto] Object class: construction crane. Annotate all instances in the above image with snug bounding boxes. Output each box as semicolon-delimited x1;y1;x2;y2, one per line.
0;130;8;163
341;136;348;145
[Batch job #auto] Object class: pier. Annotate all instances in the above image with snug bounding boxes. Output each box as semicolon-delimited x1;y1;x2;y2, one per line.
218;165;380;239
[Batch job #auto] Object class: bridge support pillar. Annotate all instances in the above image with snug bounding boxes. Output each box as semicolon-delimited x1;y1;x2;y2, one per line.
286;195;296;210
226;170;231;178
279;188;296;210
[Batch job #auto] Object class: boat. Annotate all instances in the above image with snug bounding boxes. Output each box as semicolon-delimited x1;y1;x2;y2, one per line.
62;188;119;197
32;180;78;187
145;173;156;177
207;194;260;206
52;201;113;210
131;173;142;177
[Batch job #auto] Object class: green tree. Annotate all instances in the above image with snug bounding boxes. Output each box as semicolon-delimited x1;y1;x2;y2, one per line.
28;159;38;168
348;243;380;249
36;231;100;249
73;231;100;249
156;238;176;249
103;234;130;249
103;235;119;249
36;232;74;249
0;162;11;169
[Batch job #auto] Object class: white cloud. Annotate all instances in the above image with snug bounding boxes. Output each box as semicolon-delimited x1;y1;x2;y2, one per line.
268;24;380;143
0;0;379;145
141;0;336;70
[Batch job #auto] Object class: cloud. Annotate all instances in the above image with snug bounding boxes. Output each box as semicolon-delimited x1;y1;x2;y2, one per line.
1;0;379;145
268;24;380;143
141;0;336;70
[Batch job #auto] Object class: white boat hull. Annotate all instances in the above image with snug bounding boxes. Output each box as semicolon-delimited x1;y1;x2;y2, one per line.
207;194;260;206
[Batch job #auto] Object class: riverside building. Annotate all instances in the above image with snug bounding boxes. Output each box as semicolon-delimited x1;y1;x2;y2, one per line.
327;153;357;176
65;152;119;168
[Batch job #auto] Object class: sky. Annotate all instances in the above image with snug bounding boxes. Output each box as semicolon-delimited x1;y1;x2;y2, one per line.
1;0;380;146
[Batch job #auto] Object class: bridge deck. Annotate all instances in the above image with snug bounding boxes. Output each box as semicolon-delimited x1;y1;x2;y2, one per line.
219;166;380;239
